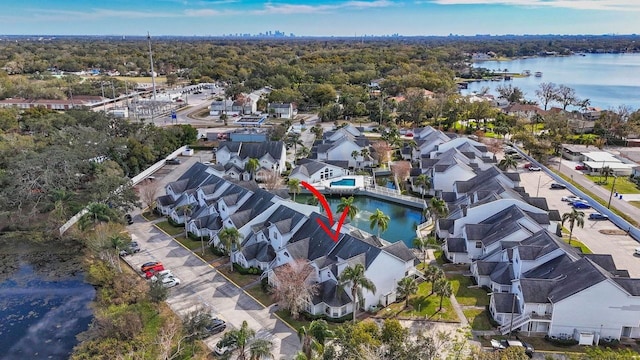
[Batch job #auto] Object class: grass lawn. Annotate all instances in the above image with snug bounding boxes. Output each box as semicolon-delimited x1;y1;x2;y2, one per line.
114;75;167;84
631;201;640;209
565;239;592;254
217;266;260;288
378;281;458;322
463;308;493;331
155;221;184;236
586;175;640;194
141;211;162;221
448;274;490;306
275;310;343;332
174;236;221;262
245;284;275;307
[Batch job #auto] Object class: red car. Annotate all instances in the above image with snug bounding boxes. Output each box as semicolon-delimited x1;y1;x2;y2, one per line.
524;163;533;169
145;266;165;279
141;261;163;273
575;165;587;170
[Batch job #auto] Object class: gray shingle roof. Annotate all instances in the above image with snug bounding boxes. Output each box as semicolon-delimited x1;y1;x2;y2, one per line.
520;278;555;303
489;262;513;285
475;261;499;275
229;189;276;229
612;278;640;296
311;280;351;307
493;293;520;314
382;242;416;262
446;237;466;253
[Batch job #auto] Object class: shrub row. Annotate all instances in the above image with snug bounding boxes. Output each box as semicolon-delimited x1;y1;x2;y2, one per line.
233;263;262;275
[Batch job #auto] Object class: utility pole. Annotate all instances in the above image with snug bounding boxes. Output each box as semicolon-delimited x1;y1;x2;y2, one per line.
101;82;106;113
147;32;157;102
607;176;618;209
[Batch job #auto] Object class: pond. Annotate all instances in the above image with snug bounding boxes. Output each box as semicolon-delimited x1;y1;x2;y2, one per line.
0;240;95;360
296;194;423;247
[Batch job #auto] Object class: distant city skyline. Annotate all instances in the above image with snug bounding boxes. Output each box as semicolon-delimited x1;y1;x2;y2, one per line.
0;1;638;37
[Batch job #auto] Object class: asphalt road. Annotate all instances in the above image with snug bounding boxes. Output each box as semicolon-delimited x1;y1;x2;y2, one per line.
516;164;640;277
125;154;300;358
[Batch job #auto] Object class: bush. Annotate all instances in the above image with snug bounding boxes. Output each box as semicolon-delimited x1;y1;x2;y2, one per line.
232;263;262;275
544;335;579;346
148;280;169;303
210;245;226;256
261;277;271;292
301;311;352;324
167;217;181;227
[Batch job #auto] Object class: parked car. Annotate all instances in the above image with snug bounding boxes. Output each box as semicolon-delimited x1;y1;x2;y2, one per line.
550;183;567;189
150;269;175;282
124;213;133;225
119;241;140;256
161;276;181;288
635;247;640;256
523;163;533;169
528;166;542;171
197;319;227;339
144;264;165;278
505;148;518;155
141;261;163;273
589;213;609;220
572;201;592;209
575;165;587;170
496;339;534;358
166;158;181;165
561;195;583;202
214;339;237;356
511;154;523;160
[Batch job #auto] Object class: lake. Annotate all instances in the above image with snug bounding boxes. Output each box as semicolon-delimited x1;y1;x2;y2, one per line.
0;241;95;360
462;53;640;111
296;194;423;247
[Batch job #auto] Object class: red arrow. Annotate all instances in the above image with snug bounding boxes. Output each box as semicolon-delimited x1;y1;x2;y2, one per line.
301;181;349;242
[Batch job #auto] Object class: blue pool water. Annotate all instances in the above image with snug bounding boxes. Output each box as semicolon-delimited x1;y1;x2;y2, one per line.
330;178;356;187
296;194;423;247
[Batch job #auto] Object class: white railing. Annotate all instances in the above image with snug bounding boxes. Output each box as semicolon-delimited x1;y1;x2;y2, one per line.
499;314;532;335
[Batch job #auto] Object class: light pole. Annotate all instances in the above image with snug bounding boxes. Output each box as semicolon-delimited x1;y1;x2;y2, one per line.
198;219;205;256
536;174;542;197
607;175;618;209
509;293;520;338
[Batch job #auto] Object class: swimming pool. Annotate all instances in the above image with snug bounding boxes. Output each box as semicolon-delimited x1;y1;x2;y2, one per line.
330;178;356;187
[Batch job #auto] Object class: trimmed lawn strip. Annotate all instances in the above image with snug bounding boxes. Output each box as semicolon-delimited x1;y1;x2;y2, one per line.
141;211;162;221
565;239;592;254
448;274;490;306
217;266;260;288
463;308;492;331
553;172;639;227
630;201;640;209
174;236;221;262
245;284;276;306
155;220;185;236
585;175;640;194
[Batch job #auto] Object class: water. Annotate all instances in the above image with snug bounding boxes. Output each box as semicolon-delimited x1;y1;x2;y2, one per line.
329;178;356;187
296;194;423;247
0;261;95;359
462;53;640;111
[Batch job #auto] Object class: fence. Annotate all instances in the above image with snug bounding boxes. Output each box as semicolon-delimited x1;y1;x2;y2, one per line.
58;145;188;236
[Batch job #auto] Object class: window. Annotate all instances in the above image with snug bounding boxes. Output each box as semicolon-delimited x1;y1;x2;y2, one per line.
475;241;482;248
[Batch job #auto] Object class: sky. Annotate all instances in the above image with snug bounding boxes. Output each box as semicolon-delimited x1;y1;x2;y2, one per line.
0;0;638;37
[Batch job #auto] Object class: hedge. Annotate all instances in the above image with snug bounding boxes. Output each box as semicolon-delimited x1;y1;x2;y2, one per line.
233;263;263;275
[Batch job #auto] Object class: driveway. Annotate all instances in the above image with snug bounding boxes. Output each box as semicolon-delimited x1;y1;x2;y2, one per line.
517;167;640;277
126;154;300;358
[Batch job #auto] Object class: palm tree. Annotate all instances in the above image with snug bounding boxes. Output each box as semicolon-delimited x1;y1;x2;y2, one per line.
49;188;73;222
562;208;585;245
434;277;452;311
414;174;431;199
78;202;116;231
498;155;518;171
429;197;448;223
288;178;301;202
218;227;244;271
424;265;444;296
109;233;128;272
296;145;310;160
311;124;323;139
298;319;332;359
287;132;303;155
177;204;193;239
220;320;273;360
337;196;358;221
413;236;438;264
360;148;370;169
601;166;614;184
396;277;418;309
245;158;260;180
369;208;390;238
351;150;360;169
339;264;377;323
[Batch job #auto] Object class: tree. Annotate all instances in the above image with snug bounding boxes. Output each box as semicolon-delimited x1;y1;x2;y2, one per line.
557;84;577;110
351;150;360;169
497;155;519;171
296;145;310;160
245;158;260;180
396;277;418;309
535;82;558;110
218;227;244;270
177;204;193;239
337;196;358;221
148;279;169;303
339;264;377;323
138;180;160;211
601;166;614;184
287;132;303;155
369;208;390;238
391;161;411;187
288;178;301;202
182;307;216;341
78;202;118;231
562;208;585;245
311;124;324;139
413;236;438;264
496;84;525;103
219;320;273;360
414;174;431;199
298;319;332;360
271;259;319;319
433;277;452;311
424;265;444;296
428;197;448;223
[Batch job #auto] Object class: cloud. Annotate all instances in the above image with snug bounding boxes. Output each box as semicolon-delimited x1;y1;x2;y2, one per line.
428;0;640;11
24;8;176;22
254;0;395;15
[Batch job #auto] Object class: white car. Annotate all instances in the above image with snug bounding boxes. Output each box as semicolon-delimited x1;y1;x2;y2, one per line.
161;276;181;288
214;341;237;356
150;270;174;282
562;195;583;202
635;248;640;256
528;166;542;171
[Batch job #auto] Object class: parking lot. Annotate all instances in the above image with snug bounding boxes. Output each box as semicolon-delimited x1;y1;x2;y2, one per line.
517;167;640;277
